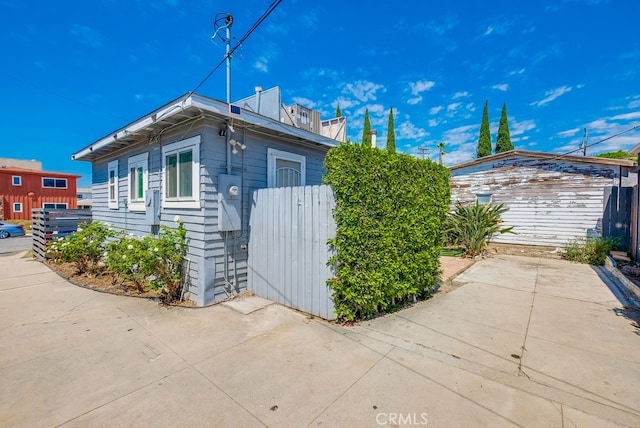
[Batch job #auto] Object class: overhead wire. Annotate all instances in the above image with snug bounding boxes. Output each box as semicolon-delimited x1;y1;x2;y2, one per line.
188;0;283;96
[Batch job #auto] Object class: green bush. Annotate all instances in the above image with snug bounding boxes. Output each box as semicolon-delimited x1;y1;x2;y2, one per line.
106;220;188;300
324;144;450;321
561;237;620;266
445;201;514;257
47;221;115;274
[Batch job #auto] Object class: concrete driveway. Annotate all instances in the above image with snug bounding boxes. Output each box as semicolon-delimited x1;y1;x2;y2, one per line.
0;252;639;427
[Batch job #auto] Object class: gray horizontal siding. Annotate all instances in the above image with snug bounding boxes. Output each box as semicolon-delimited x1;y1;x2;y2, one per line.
88;116;331;306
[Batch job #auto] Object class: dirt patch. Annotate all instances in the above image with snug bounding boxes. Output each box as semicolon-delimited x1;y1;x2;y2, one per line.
46;261;196;307
486;243;563;259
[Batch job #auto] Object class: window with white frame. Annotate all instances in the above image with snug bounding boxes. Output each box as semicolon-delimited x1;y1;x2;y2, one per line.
42;178;67;188
267;148;306;188
12;176;21;186
108;160;119;209
43;203;68;209
476;193;493;205
13;202;22;213
161;135;201;208
127;153;148;211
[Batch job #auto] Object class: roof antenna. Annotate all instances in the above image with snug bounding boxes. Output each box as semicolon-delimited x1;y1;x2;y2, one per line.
212;13;234;104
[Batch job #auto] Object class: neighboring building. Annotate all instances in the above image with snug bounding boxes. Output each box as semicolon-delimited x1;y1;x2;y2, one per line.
450;150;636;247
72;91;342;306
77;187;93;209
0;163;79;221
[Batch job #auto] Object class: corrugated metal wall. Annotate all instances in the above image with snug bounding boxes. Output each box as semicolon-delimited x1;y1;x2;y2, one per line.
248;185;336;320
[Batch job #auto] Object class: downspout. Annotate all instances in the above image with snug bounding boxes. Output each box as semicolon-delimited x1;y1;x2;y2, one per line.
226;124;232;175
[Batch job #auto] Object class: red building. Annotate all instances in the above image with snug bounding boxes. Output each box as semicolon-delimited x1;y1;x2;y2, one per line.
0;164;79;221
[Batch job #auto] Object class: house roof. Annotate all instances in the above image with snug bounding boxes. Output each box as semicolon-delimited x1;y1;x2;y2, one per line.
0;166;80;178
72;93;340;162
449;150;635;171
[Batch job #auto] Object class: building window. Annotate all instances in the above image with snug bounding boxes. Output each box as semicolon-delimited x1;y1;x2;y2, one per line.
476;193;493;205
108;160;119;209
267;148;306;188
12;176;21;186
13;203;22;213
43;203;68;209
161;135;201;209
127;153;148;211
42;178;68;188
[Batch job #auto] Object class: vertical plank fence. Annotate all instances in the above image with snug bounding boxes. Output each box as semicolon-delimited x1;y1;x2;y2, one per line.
32;209;92;260
602;186;633;251
248;185;336;320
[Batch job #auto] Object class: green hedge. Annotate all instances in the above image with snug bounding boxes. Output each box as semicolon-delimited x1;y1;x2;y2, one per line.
324;144;450;321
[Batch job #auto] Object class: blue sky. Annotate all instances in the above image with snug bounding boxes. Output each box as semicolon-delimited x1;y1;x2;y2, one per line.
1;0;639;187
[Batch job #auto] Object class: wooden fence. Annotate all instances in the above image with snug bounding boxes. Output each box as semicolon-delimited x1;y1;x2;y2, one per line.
247;185;336;320
32;209;92;260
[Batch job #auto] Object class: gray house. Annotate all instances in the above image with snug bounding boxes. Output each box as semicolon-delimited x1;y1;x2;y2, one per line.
72;91;341;306
450;150;636;247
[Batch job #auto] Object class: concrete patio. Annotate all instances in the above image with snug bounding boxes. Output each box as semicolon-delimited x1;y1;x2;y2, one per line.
0;252;638;427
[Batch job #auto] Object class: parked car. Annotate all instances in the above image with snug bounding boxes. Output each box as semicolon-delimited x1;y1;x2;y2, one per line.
0;222;25;239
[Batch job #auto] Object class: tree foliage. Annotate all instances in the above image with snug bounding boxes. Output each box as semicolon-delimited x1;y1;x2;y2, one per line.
595;150;635;161
386;107;396;153
324;144;450;321
495;103;513;153
362;108;372;148
477;100;492;157
336;104;342;118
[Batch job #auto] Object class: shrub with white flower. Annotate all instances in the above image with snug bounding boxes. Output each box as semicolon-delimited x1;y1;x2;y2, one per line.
46;221;115;275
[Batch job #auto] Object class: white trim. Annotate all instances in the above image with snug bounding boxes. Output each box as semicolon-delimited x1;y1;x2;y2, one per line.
267;148;306;188
13;202;22;213
161;135;201;209
127;152;148;212
108;160;119;209
11;175;21;186
42;177;68;189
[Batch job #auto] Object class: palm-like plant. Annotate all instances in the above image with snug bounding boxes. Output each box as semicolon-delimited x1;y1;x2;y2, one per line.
445;201;514;256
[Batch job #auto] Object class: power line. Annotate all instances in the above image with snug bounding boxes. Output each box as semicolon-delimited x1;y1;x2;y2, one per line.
188;0;282;96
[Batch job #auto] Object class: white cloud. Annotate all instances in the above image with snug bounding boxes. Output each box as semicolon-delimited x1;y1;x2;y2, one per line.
407;96;423;105
452;91;469;99
611;111;640;121
442;124;478;147
429;105;443;115
333;96;357;110
530;85;572;107
254;57;269;73
397;121;429;140
483;26;494;36
344;80;385;102
557;127;581;137
509;118;536;136
447;102;461;112
409;80;436;95
292;97;316;109
508;68;526;76
493;83;509;91
428;119;441;127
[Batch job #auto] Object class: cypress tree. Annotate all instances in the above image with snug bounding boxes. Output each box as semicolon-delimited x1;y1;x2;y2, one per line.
477;100;492;157
496;103;513;153
386;107;396;153
336;105;342;117
362;108;372;148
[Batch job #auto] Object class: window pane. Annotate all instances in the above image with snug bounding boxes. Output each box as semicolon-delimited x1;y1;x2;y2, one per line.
55;179;67;188
130;167;136;199
179;150;193;197
109;170;115;200
275;159;301;187
43;203;54;209
166;154;177;198
43;178;54;187
137;166;143;199
56;204;67;209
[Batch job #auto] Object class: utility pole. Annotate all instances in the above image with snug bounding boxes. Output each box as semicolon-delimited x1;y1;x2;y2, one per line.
437;142;446;165
417;147;430;159
582;128;588;156
212;13;234;104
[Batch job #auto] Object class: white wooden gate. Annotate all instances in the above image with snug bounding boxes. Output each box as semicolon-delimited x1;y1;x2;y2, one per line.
248;185;336;320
